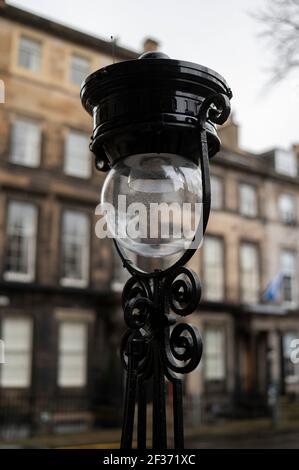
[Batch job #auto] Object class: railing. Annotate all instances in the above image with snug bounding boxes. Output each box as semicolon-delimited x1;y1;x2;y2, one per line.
0;390;276;442
0;392;225;443
0;392;94;441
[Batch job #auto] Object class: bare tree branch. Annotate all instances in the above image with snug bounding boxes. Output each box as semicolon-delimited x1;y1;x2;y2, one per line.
251;0;299;84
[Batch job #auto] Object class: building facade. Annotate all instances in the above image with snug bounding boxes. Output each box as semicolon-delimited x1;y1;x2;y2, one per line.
0;1;138;435
186;125;299;420
0;1;298;437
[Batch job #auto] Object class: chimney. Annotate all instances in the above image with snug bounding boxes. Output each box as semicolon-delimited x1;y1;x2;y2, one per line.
217;112;240;152
292;143;299;158
143;38;160;53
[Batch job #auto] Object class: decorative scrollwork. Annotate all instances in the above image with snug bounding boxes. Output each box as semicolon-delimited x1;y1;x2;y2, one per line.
122;276;153;329
120;267;203;381
122;276;151;310
163;323;203;376
120;329;153;375
119;261;205;454
121;276;154;374
124;297;152;330
198;92;231;126
164;267;201;317
120;255;204;447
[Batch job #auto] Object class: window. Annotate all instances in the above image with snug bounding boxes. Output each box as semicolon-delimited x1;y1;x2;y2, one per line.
239;183;257;217
58;322;88;387
240;242;260;303
281;250;297;305
4;201;37;282
10;117;41;167
18;36;41;72
204;328;225;381
210;175;223;210
61;211;90;287
275;149;297;177
70;54;90;85
64;130;91;178
0;318;32;388
279;194;296;224
112;246;131;292
111;246;138;291
203;236;224;301
283;332;299;384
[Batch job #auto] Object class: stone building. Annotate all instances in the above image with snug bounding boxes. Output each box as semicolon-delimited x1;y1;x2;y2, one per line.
0;1;298;437
186;124;299;420
0;1;138;435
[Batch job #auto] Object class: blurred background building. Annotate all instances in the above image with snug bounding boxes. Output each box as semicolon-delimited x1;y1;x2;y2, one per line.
0;0;298;440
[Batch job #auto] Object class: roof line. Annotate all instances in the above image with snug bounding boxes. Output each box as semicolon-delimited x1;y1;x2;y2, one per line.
0;2;139;60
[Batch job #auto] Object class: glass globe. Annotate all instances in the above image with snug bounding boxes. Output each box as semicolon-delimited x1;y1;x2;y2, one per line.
101;153;203;258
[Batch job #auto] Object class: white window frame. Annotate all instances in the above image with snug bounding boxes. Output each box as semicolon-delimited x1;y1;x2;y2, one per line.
275;149;297;177
60;210;90;288
283;332;299;384
18;35;41;72
280;250;297;307
203;236;224;301
64;130;91;179
4;201;37;283
210;175;223;210
70;54;90;86
111;245;137;292
57;321;88;388
239;183;257;217
10;117;41;167
278;193;296;225
0;317;32;388
204;328;225;381
240;242;260;304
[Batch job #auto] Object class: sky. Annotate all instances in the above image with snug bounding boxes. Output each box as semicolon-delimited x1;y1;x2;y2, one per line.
9;0;299;154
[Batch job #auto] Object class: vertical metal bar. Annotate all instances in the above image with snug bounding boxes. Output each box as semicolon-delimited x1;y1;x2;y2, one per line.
120;338;138;449
173;379;184;449
137;379;147;449
199;128;211;235
152;345;167;448
150;275;168;448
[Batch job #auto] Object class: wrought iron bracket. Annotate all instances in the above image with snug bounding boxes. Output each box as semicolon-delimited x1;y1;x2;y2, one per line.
80;50;232;449
120;266;203;449
116;94;230;448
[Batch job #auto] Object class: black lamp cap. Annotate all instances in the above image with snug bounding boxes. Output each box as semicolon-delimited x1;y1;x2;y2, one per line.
81;52;232;171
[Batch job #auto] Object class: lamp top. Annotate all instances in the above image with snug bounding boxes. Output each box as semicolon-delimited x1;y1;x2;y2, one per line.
80;52;232;170
81;52;232;115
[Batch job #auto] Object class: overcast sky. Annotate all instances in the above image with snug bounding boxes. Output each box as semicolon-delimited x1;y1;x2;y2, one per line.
9;0;298;153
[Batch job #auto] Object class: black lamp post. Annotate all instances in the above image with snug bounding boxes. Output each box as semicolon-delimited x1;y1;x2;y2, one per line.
81;51;232;449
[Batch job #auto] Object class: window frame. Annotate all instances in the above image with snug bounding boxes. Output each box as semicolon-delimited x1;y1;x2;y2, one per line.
275;149;298;177
0;317;33;389
64;129;91;179
239;182;258;218
278;193;296;225
202;235;225;302
18;34;42;73
3;200;38;283
283;332;299;384
280;249;297;307
210;174;224;211
240;241;260;304
10;116;42;168
60;209;90;288
57;321;88;389
111;245;135;292
69;53;91;86
204;326;226;383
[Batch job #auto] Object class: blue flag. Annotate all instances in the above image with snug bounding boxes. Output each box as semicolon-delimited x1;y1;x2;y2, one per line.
262;272;283;301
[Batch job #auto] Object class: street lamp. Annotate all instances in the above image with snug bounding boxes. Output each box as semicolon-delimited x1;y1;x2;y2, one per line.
81;51;232;449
